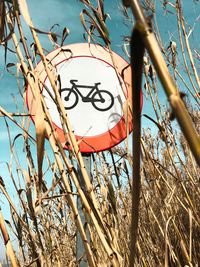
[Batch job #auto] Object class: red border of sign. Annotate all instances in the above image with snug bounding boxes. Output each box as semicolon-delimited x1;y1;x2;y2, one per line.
26;43;142;153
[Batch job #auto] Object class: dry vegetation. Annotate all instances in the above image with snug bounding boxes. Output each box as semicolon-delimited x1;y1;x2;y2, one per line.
0;0;199;266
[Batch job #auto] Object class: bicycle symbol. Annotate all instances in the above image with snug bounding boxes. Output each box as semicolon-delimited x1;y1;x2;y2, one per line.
59;79;114;112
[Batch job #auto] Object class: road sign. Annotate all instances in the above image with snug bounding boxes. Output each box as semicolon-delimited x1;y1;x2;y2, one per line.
26;43;137;153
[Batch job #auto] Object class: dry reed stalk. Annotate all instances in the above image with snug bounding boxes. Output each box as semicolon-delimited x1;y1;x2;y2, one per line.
0;176;43;265
19;0;123;263
17;0;108;231
157;35;200;105
6;27;96;267
125;0;200;165
164;216;172;267
5;5;90;264
7;5;122;265
176;0;200;91
0;210;20;267
122;1;200;261
176;3;199;98
0;1;5;43
0;107;34;141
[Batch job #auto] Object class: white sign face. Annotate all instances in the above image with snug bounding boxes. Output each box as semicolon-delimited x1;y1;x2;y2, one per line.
27;43;133;153
43;56;126;137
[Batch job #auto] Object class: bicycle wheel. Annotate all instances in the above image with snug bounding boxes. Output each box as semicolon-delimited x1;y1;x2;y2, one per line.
92;90;114;111
59;89;79;110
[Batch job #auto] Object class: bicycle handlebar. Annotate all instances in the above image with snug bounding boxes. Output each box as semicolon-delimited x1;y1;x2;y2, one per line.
70;79;78;84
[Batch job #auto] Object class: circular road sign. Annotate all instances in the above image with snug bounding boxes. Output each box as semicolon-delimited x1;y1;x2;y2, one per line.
26;43;136;153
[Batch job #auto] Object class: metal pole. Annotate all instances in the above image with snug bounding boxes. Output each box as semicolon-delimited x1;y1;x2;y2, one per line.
76;153;91;267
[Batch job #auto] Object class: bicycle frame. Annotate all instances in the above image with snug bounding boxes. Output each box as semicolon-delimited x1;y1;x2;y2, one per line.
68;80;103;102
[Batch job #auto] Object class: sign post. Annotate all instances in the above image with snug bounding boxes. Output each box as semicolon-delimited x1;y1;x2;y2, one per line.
76;154;91;266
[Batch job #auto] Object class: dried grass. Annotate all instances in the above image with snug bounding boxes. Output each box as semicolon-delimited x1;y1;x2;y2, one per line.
0;0;199;266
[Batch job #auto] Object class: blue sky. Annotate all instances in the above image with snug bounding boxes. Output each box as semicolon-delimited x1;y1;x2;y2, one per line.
0;0;199;259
